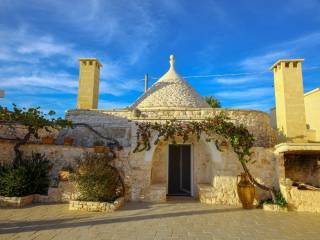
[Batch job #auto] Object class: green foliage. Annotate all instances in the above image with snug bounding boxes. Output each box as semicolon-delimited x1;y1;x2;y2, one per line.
74;153;123;202
0;104;72;138
204;96;221;108
0;104;73;163
133;112;255;163
0;153;51;197
260;191;287;207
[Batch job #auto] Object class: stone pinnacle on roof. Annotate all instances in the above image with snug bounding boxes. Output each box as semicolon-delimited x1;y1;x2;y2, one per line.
131;54;210;109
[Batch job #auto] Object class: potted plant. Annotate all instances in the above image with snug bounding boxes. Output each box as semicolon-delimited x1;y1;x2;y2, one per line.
58;164;74;181
63;136;74;146
93;140;106;153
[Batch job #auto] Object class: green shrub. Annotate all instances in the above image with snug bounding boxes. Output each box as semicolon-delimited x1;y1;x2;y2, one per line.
74;153;123;202
0;153;51;197
260;191;287;207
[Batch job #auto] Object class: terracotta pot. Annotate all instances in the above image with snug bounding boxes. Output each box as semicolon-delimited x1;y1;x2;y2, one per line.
237;173;255;209
58;170;70;181
94;145;106;153
64;137;74;146
42;136;55;145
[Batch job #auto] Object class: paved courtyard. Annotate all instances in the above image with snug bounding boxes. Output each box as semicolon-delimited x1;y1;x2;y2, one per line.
0;200;320;240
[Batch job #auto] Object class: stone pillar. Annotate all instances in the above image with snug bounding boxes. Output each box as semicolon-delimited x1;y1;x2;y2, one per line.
77;58;102;109
271;59;307;142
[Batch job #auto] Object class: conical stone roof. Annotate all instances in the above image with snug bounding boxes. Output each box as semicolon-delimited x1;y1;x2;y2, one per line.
131;55;210;109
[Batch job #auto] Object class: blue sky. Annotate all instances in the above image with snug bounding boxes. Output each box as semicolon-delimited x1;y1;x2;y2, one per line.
0;0;320;116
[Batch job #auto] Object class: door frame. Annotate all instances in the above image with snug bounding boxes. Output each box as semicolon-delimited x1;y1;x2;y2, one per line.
167;144;194;196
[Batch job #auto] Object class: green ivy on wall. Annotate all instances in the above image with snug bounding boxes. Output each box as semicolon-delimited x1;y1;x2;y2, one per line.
133;112;255;163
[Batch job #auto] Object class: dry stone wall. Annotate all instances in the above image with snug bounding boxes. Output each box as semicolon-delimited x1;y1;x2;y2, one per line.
66;107;276;148
0;107;278;204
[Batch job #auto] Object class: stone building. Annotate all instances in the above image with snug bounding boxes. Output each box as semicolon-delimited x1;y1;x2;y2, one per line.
0;55;319;212
65;55;279;204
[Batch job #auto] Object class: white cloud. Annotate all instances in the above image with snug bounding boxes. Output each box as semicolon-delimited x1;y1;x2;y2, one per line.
216;87;273;99
30;0;162;65
17;36;71;57
100;78;143;96
240;50;291;72
215;76;257;85
239;31;320;72
0;72;78;94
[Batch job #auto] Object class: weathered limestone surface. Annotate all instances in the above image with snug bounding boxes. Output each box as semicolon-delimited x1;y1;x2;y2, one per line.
66;108;276;148
0;107;278;205
69;197;124;212
131;56;210;109
197;147;276;205
0;195;33;207
263;203;288;212
141;184;167;203
280;183;320;213
0;141;94;176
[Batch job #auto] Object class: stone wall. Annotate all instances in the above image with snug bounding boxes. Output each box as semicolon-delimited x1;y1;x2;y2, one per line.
66;107;276;148
280;182;320;213
0;107;278;205
198;147;277;205
69;197;124;212
0;141;94;177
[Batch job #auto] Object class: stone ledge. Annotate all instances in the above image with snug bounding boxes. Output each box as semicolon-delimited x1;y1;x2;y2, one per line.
69;197;124;212
274;142;320;154
263;203;288;212
0;195;34;207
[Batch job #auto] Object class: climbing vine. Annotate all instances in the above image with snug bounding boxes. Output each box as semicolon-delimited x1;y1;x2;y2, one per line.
133;112;277;201
134;113;255;163
0;104;72;164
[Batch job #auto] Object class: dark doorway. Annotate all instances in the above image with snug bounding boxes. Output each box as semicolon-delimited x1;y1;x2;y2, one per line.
168;145;191;196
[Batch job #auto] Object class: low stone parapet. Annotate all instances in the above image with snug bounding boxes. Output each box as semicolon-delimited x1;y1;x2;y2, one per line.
280;183;320;213
69;197;125;212
198;183;242;205
0;195;34;207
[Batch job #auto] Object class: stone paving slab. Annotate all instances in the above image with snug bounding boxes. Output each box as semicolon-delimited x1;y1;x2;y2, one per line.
0;200;320;240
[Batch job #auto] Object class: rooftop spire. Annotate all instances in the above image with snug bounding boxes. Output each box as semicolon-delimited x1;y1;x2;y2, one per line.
169;54;175;69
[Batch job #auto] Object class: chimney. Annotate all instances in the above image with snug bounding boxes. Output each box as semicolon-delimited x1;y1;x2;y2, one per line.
271;59;306;142
77;58;102;109
144;74;149;93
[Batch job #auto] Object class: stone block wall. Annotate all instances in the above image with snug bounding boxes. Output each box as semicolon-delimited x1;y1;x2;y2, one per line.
0;107;278;205
66;107;276;148
69;197;124;212
198;147;277;205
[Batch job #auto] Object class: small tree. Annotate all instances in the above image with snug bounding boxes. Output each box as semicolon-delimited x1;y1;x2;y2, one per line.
0;104;72;164
204;96;221;108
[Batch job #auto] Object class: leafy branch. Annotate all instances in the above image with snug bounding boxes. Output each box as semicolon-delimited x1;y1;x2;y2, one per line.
0;104;72;164
133;112;276;201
